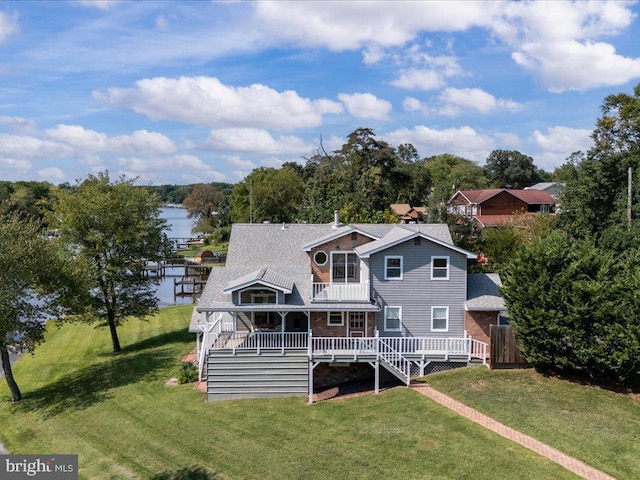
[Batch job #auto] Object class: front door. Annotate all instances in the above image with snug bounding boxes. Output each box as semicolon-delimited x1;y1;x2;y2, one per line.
349;312;366;337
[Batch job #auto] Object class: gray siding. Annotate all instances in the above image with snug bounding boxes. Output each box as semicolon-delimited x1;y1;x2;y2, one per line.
370;240;467;338
207;350;308;401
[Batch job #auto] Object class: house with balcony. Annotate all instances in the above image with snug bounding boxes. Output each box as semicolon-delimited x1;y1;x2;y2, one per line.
190;214;502;403
448;188;555;227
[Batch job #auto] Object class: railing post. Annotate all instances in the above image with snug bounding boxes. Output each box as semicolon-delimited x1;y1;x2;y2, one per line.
308;330;312;358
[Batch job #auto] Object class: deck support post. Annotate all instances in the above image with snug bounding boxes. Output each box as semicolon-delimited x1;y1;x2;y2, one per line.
375;359;379;394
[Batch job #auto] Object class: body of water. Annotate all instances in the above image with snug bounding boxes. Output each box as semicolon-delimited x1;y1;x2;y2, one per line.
156;207;201;306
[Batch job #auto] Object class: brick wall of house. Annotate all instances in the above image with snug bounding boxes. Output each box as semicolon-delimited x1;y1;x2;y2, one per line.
465;310;498;352
310;312;376;337
310;232;375;283
480;191;528;215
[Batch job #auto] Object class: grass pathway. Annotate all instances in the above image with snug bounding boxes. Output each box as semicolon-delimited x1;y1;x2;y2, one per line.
411;384;616;480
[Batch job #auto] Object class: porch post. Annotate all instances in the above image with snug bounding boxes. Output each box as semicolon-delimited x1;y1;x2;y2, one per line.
308;357;314;404
375;360;379;395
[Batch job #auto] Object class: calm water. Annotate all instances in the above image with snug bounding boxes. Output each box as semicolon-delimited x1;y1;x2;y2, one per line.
156;207;200;306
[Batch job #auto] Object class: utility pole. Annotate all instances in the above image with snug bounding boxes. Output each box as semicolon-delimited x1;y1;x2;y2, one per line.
628;166;633;230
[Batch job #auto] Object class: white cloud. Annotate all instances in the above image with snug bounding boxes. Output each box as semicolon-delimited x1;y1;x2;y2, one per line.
0;11;19;44
205;128;311;154
36;167;66;182
0;114;36;132
0;134;72;158
492;2;640;92
73;1;119;10
226;156;257;171
255;1;488;51
96;76;344;130
385;125;495;162
532;126;592;152
0;157;31;172
402;97;424;113
45;124;176;155
338;93;392;120
116;154;226;182
437;88;523;115
391;68;446;91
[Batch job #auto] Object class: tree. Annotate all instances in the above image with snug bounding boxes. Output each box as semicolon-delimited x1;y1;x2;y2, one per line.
183;184;225;234
424;154;488;221
484;149;540;189
0;213;77;401
230;167;305;223
560;84;640;239
502;230;640;387
50;173;167;353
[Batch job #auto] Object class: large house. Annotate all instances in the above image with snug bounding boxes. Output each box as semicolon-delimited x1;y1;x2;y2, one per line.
190;213;505;402
448;188;555;227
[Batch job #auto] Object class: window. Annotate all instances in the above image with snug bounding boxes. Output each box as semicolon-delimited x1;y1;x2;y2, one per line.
351;232;358;241
384;306;402;332
385;256;403;280
314;250;327;266
431;307;449;332
349;312;365;329
414;237;421;246
431;256;449;280
327;311;344;326
331;252;359;283
240;288;277;304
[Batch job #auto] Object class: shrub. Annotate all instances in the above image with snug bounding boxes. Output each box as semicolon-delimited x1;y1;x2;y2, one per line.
502;230;640;387
178;362;198;384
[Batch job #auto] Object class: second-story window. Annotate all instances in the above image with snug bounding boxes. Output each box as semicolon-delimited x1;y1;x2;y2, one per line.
331;252;359;283
385;255;403;280
240;288;277;304
431;256;449;280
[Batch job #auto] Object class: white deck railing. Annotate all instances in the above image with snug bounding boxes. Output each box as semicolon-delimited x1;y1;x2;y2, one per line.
312;336;377;355
212;332;308;354
311;281;370;302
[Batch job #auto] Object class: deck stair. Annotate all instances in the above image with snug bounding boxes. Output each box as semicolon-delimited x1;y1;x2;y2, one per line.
377;339;412;385
206;349;308;401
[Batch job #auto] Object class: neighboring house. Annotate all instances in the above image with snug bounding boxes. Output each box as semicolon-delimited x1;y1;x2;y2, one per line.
191;213;502;402
390;203;427;223
525;182;565;199
448;188;555;227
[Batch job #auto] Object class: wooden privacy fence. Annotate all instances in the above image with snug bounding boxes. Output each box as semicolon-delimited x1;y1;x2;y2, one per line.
489;325;530;369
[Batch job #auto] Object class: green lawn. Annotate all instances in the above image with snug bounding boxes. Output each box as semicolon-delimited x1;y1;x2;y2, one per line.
424;367;640;480
0;308;584;479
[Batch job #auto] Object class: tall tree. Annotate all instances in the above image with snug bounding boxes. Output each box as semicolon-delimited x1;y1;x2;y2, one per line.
50;173;167;353
560;84;640;239
424;154;488;221
484;149;540;189
183;183;225;234
0;213;78;402
230;167;305;223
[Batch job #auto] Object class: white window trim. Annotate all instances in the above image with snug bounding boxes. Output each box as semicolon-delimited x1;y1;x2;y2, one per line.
384;255;403;280
431;255;450;280
384;306;402;332
314;250;328;266
327;311;344;327
431;306;449;332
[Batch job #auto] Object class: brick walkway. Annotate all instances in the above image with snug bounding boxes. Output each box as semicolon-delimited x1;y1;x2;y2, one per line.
410;384;616;480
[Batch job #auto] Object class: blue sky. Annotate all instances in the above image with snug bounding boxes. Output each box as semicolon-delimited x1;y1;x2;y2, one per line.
1;0;640;185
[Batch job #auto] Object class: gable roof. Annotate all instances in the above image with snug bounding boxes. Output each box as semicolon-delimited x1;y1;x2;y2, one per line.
355;225;476;259
450;188;554;206
390;203;412;215
302;225;378;252
223;267;294;294
466;273;505;311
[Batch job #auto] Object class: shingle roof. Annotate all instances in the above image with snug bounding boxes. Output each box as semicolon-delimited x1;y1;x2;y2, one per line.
355;225;476;259
223;267;294;294
196;222;462;316
452;189;554;206
466;273;505;311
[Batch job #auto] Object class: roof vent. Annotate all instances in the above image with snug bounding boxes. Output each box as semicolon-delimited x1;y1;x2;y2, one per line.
281;222;287;230
332;210;341;229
